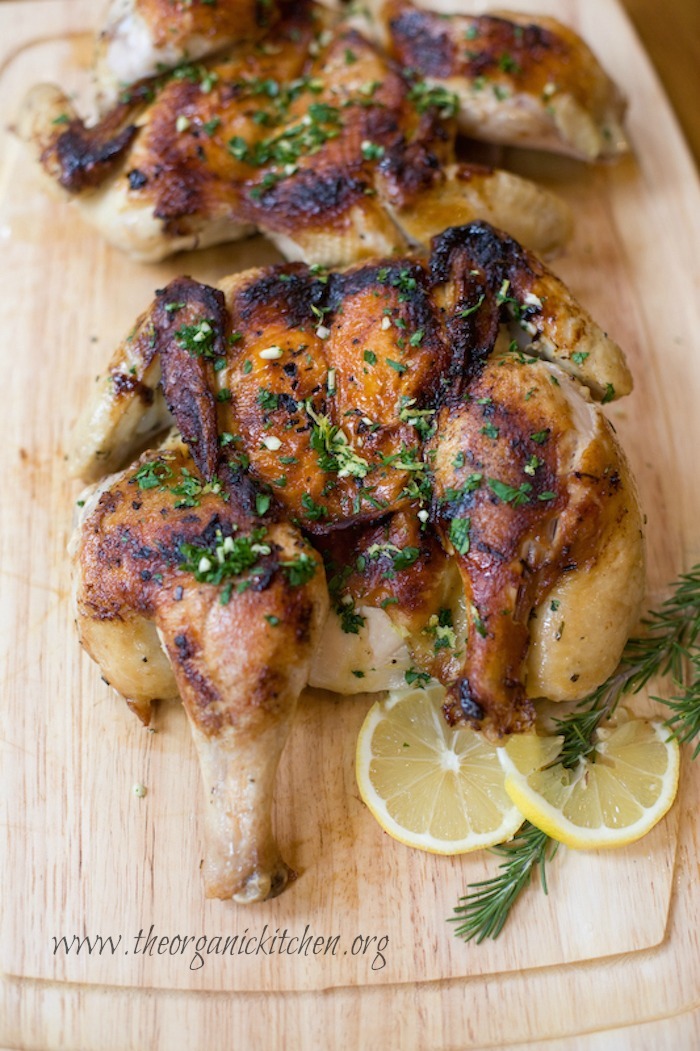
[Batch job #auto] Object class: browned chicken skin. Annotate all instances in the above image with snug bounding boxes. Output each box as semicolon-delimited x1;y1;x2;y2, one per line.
379;0;627;160
95;0;274;108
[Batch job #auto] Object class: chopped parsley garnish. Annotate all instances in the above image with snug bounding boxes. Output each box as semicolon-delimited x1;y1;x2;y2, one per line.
405;666;432;687
170;468;221;508
449;517;471;555
424;608;457;652
495;279;522;317
442;472;483;503
487;478;533;506
171;60;218;94
458;294;485;319
366;542;420;578
175;319;219;360
301;492;328;520
227;92;344;194
406;77;459;118
279;553;317;587
361;141;385;160
523;455;542;476
303;400;370;479
339;601;366;634
179;526;271;599
498;52;521;74
131;459;221;508
133;460;173;490
399;398;436;439
255;492;272;516
471;605;488;637
257;388;279;411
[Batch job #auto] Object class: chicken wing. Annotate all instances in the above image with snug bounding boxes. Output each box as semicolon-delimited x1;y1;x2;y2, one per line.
95;0;273;109
379;0;627;161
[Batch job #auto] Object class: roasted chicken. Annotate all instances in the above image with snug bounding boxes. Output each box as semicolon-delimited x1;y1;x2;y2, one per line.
71;222;645;898
18;0;626;264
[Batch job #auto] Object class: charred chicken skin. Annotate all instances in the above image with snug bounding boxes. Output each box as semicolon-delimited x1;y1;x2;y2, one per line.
71;222;645;899
19;0;625;263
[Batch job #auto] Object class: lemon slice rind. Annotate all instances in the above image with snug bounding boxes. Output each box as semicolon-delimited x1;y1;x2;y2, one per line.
497;712;680;850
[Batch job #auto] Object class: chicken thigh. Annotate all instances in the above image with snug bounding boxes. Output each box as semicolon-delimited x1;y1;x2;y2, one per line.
73;436;328;901
94;0;274;109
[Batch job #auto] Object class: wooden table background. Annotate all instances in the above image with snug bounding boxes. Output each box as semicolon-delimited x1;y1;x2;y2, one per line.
2;0;700;1048
620;0;700;169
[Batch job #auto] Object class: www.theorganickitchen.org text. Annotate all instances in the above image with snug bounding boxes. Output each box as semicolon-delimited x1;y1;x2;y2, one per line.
52;925;389;971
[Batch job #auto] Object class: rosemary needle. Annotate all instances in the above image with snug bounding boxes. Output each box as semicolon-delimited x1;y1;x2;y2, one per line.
451;561;700;944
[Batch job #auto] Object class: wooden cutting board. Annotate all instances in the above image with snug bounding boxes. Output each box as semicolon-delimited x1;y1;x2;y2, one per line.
2;0;700;1044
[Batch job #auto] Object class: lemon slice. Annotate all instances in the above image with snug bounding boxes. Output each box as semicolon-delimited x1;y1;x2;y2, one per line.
355;684;524;854
498;708;680;849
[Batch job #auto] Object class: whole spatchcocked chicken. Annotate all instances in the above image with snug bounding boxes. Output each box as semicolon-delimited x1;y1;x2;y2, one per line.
18;0;628;264
70;221;645;903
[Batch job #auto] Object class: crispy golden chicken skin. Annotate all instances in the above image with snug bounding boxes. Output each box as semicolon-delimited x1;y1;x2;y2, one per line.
73;437;327;901
15;1;605;263
71;222;644;743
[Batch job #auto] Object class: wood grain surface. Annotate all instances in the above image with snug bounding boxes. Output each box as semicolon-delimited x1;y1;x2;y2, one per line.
1;0;700;1046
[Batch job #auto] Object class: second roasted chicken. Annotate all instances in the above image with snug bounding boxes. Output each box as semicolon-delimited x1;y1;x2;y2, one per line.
18;0;628;264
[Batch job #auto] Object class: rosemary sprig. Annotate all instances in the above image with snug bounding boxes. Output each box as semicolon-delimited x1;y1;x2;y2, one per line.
450;823;557;943
451;562;700;944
